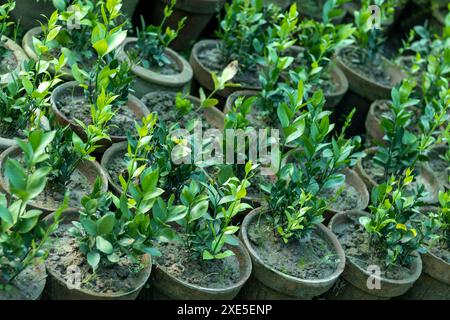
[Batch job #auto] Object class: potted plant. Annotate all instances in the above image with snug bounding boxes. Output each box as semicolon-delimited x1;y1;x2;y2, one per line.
150;162;254;299
403;190;450;299
0;130;66;300
357;80;447;204
335;2;404;101
118;0;193;98
0;1;28;88
190;0;281;99
44;116;182;300
146;0;226;51
328;171;424;299
289;0;354;109
0;10;65;151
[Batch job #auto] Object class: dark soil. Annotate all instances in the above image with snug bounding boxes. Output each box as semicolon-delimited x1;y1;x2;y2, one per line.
46;225;146;295
142;92;209;129
339;46;395;87
247;174;273;200
125;43;180;75
248;216;340;279
334;216;416;280
57;94;139;137
105;153;127;190
0;264;45;300
0;122;25;139
319;183;361;212
197;46;260;88
0;45;17;74
154;239;241;289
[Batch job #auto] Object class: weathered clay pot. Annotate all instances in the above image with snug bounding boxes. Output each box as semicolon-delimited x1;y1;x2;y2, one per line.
51;81;149;148
224;90;259;115
0;145;108;214
323;168;370;224
141;91;225;129
150;237;252;300
0;136;17;152
426;144;450;190
0;263;46;300
43;209;152;300
147;0;226;51
328;210;423;300
365;99;390;142
101;141;128;195
0;35;28;87
118;37;193;98
239;208;345;299
190;39;261;99
355;147;441;204
335;46;404;101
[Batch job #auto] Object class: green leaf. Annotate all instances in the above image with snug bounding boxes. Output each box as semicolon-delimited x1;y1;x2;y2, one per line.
96;236;113;254
87;251;100;271
97;213;115;236
0;207;13;225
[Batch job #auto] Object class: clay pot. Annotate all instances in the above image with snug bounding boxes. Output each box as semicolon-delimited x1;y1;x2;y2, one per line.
239;208;345;299
224;90;259;115
0;145;108;214
323;168;370;224
365;100;390;142
355;147;441;204
147;0;226;51
190;39;261;99
426;144;450;190
335;46;404;101
0;35;28;87
328;210;423;299
150;237;252;300
101;141;128;195
141;91;225;129
50;81;149;148
118;38;193;98
43;209;152;300
0;263;46;300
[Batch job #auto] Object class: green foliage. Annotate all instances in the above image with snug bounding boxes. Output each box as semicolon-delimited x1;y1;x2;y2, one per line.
133;0;185;69
0;0;15;46
360;170;426;266
0;130;66;287
217;0;280;72
173;162;254;260
425;191;450;248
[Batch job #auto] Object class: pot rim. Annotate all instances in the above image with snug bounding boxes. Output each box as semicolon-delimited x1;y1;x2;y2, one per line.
241;207;346;285
0;35;28;85
101;141;128;195
0;145;109;213
329;210;423;285
118;37;193;87
335;45;404;91
44;209;152;299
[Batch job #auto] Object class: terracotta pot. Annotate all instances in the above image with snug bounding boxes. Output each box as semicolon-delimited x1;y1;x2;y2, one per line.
0;145;108;214
328;210;423;300
355;147;441;204
141;91;225;129
323;168;370;224
43;209;152;300
365;99;390;143
147;0;226;51
0;35;28;87
50;81;149;149
190;39;261;99
0;263;46;300
118;37;193;98
335;46;404;101
150;236;252;300
426;144;450;190
239;208;345;299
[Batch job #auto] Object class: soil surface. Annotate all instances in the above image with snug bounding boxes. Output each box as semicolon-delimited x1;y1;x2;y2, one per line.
0;45;17;75
125;43;180;75
339;46;395;87
197;46;260;88
248;216;340;279
142;92;209;129
0;264;45;300
0;122;25;139
319;183;361;212
57;94;139;137
335;215;416;280
105;153;127;190
154;239;241;289
46;225;146;295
